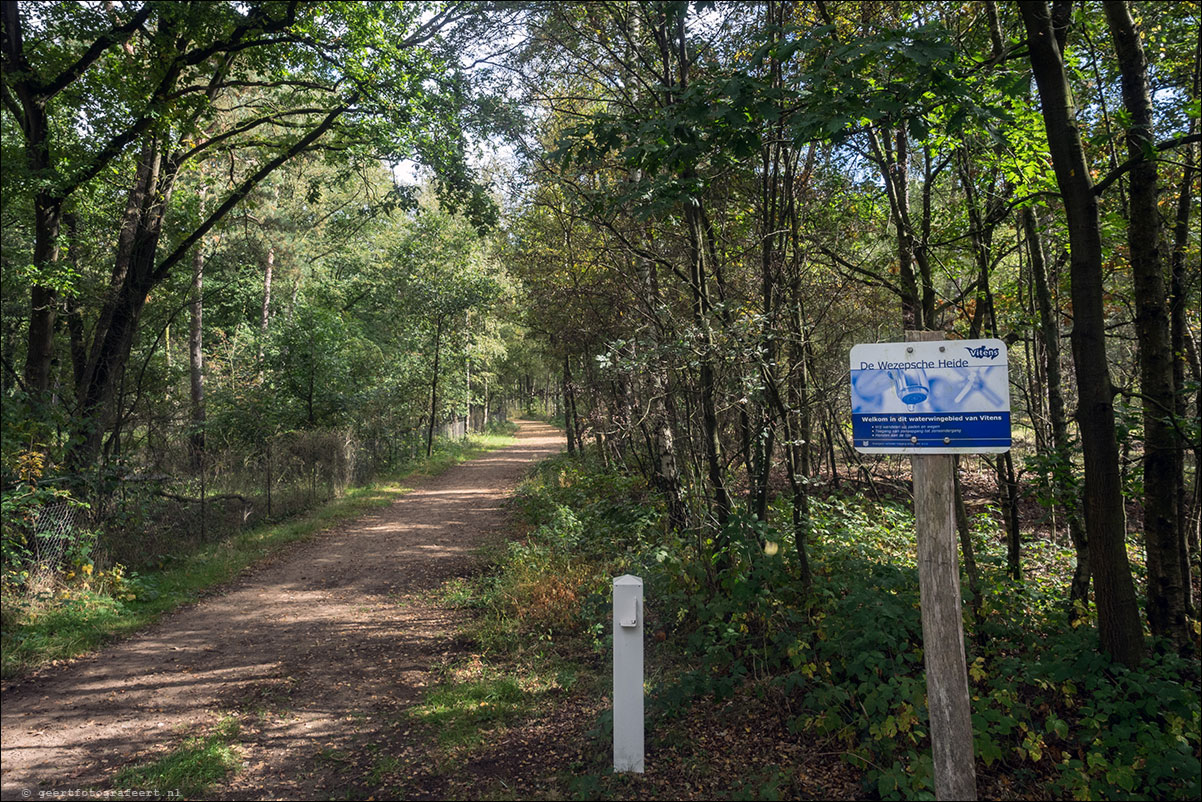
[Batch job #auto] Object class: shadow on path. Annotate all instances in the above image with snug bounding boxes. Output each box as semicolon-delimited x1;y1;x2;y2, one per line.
0;420;563;801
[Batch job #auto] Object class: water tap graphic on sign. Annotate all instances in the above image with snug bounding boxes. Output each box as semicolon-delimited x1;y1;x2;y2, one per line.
854;363;1007;415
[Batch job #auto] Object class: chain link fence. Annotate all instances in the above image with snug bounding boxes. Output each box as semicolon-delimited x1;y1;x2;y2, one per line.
93;410;510;569
26;501;91;595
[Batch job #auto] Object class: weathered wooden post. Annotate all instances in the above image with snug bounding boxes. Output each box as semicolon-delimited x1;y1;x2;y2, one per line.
613;574;644;773
907;329;977;800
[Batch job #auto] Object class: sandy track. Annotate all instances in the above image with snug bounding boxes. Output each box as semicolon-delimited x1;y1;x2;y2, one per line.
1;420;562;801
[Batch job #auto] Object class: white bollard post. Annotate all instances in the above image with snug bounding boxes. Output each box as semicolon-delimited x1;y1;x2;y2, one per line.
613;574;644;773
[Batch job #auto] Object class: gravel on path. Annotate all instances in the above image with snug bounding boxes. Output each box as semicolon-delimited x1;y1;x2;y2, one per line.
0;420;563;801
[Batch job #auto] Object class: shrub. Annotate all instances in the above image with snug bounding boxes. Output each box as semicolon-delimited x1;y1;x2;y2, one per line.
502;455;1201;801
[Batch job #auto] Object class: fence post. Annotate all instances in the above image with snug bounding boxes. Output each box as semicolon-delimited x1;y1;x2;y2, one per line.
613;574;644;773
265;439;272;518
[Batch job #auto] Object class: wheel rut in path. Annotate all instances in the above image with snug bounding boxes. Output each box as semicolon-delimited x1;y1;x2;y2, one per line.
1;420;563;800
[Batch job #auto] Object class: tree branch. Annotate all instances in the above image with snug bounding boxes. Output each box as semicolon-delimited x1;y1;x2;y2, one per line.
0;80;22;126
176;107;337;164
164;78;337;102
155;490;253;506
152;98;353;285
1093;132;1202;196
41;5;153;100
816;245;903;297
60;6;305;199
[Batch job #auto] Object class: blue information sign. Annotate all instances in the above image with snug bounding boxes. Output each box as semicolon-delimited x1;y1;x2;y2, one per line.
850;338;1011;454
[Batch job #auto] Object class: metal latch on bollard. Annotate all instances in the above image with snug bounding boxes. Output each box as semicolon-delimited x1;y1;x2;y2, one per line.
619;597;638;627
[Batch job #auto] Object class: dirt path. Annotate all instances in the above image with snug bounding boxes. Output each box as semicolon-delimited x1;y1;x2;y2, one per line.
1;420;562;801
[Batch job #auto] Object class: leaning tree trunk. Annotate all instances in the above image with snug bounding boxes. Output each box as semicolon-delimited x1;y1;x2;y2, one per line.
70;141;179;473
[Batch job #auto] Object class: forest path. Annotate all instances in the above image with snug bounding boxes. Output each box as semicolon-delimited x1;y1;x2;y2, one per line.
0;420;562;801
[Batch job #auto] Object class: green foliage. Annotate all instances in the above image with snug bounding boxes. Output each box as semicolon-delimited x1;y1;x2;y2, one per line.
972;629;1200;801
0;445;94;586
407;674;539;749
468;456;662;653
554;13;1009;219
495;454;1201;801
1022;446;1083;518
267;301;366;427
1;0;512;484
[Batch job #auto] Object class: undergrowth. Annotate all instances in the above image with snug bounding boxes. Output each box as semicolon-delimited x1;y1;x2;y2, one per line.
447;451;1200;801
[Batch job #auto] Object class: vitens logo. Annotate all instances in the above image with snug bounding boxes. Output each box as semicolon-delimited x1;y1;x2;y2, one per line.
965;345;1000;360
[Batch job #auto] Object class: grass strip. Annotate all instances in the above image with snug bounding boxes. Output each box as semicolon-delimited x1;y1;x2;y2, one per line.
1;431;516;679
111;716;243;798
408;673;534;749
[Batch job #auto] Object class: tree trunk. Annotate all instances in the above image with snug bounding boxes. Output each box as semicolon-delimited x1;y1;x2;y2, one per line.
1168;137;1197;615
70;142;180;472
869;125;922;329
465;317;472;434
1025;207;1090;609
24;251;60;397
22;170;61;401
1104;0;1188;647
765;332;812;588
426;317;442;458
5;0;62;398
958;148;1021;583
916;146;938;327
1021;1;1144;666
662;8;730;536
189;243;206;464
953;458;981;606
63;214;87;395
685;204;732;533
570;356;584;453
1000;453;1022;581
638;254;685;529
258;244;274;367
562;354;576;455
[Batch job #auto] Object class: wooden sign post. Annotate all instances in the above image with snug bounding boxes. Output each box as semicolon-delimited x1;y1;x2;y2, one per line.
908;329;977;800
848;329;997;800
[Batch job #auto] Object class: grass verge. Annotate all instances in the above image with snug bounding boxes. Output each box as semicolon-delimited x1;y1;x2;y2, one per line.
0;431;516;680
111;716;243;799
407;668;550;750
